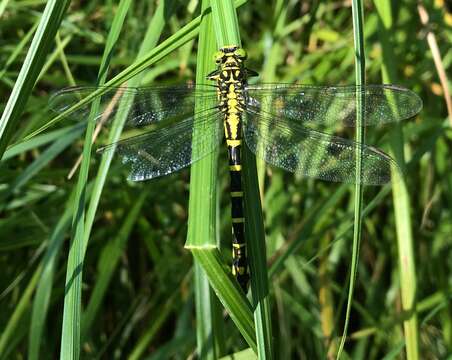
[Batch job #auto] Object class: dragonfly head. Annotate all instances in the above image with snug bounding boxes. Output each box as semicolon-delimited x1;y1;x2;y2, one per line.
214;45;247;68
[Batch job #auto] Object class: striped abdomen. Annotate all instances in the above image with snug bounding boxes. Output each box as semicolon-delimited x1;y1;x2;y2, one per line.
222;80;249;292
226;136;249;291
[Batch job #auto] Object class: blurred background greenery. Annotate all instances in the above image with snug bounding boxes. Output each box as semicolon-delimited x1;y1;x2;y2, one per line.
0;0;451;358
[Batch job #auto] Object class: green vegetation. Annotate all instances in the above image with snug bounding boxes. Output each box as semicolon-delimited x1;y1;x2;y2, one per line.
0;0;450;358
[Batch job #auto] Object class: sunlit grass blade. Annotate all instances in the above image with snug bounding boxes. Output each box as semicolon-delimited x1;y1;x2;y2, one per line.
60;1;131;357
28;185;85;360
243;146;273;359
337;0;366;357
191;248;257;352
374;1;420;358
209;0;274;357
186;1;222;358
82;0;175;256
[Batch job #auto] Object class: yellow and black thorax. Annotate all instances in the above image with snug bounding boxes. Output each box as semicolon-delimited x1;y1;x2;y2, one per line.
207;45;256;144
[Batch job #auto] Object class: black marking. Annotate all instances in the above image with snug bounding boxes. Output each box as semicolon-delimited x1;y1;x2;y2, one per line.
230;170;242;192
228;145;241;165
231;197;244;218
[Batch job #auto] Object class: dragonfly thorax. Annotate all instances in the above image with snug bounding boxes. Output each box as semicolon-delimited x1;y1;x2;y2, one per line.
207;46;251;141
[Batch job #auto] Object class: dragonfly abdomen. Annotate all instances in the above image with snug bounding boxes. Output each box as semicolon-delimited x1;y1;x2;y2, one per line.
227;139;249;291
224;91;249;292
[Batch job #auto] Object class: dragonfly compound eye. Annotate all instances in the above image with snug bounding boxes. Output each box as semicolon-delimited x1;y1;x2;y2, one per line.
235;48;247;60
214;51;224;64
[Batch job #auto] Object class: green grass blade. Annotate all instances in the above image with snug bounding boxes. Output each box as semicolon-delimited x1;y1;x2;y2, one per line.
210;0;241;46
60;1;131;358
0;0;71;157
0;20;39;80
2;124;84;161
82;0;175;257
243;146;274;359
81;191;148;339
186;1;222;358
191;248;257;352
337;0;366;357
209;1;274;358
2;126;83;199
0;268;41;355
374;1;419;358
219;348;257;360
28;186;81;360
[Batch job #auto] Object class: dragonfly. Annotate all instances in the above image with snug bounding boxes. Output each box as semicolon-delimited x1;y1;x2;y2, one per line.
49;45;423;292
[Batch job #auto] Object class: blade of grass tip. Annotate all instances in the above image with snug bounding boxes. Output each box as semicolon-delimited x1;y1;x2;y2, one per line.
185;1;222;358
21;0;248;143
60;1;131;358
0;0;71;158
374;1;419;358
336;0;365;358
209;1;274;358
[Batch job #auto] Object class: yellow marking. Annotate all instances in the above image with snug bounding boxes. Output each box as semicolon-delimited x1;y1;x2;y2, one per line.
226;139;241;147
229;164;242;171
226;114;239;139
232;217;245;223
233;243;245;248
227;91;237;99
228;99;238;109
222;70;228;78
237;267;246;275
232;267;236;275
230;191;243;197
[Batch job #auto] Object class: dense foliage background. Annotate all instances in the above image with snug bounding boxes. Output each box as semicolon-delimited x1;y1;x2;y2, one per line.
0;0;451;358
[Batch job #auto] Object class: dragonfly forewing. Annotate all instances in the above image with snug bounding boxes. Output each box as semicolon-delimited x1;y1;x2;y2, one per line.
245;84;422;128
49;84;218;128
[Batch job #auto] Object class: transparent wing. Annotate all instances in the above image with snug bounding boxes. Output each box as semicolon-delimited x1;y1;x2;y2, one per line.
245;84;422;127
98;108;223;181
49;84;218;128
244;110;399;185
